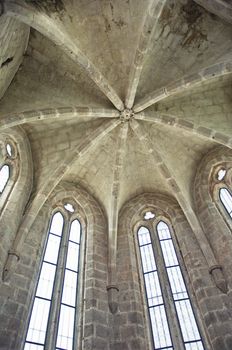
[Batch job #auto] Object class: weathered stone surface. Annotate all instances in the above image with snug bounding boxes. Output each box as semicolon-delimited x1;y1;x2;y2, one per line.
0;1;232;349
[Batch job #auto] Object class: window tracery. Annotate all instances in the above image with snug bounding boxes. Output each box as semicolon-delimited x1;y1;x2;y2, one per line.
211;165;232;221
0;138;18;199
137;213;205;350
24;201;82;350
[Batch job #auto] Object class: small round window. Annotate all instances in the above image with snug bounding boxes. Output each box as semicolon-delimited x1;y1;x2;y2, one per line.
64;203;75;213
144;211;155;220
5;141;16;159
6;143;12;157
217;168;227;181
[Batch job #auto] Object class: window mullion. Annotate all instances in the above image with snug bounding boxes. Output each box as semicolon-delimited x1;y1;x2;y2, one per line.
149;223;185;350
45;219;70;350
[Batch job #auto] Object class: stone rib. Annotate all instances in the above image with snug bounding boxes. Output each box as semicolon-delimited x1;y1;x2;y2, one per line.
134;61;232;112
0;107;119;130
125;0;166;109
5;2;124;111
108;123;128;282
135;112;232;149
2;118;120;281
107;123;128;313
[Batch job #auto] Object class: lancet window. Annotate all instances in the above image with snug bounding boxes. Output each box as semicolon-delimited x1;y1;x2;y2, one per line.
212;166;232;221
24;202;82;350
0;138;18;199
137;213;205;350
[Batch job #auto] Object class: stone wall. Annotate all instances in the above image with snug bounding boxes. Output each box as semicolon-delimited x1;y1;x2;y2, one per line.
0;127;33;277
194;146;232;350
115;191;232;350
1;150;232;350
0;182;109;350
0;16;29;100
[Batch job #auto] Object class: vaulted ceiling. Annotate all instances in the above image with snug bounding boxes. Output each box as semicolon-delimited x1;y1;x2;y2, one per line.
0;0;232;219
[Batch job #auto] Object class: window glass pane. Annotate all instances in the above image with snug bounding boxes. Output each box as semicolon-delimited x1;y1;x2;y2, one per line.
24;344;44;350
220;188;232;217
66;242;80;272
160;239;178;267
185;341;204;350
26;298;50;345
6;143;12;157
69;220;81;243
44;234;61;264
150;305;173;349
157;221;204;348
167;266;188;301
157;221;171;240
50;212;64;236
217;169;226;181
36;262;56;300
144;271;163;306
175;299;201;342
25;212;82;350
62;270;78;307
138;226;151;246
137;227;172;350
0;164;10;193
144;211;155;220
56;305;75;350
64;203;75;213
140;244;156;273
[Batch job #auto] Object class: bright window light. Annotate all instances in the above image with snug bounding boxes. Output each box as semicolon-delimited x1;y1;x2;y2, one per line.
217;169;226;181
144;211;155;220
64;203;75;213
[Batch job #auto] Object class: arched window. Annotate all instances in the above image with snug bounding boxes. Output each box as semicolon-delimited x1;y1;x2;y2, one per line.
137;217;205;350
0;138;18;202
0;164;10;193
24;203;82;350
212;167;232;220
219;188;232;218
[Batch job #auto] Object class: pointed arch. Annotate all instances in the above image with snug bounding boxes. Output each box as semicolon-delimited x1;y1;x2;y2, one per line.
3;182;108;350
117;192;211;350
0;127;33;271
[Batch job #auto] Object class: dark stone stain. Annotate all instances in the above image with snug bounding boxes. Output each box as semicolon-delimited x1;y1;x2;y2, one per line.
158;0;208;50
160;3;173;22
103;16;111;33
182;0;203;25
0;0;4;16
24;0;65;14
113;18;126;29
1;57;14;68
30;28;37;39
109;0;126;29
182;29;207;48
177;1;208;49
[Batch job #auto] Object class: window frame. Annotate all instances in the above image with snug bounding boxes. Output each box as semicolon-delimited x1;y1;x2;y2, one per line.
0;138;19;213
136;223;175;350
134;214;206;350
219;187;232;219
23;203;86;350
211;165;232;231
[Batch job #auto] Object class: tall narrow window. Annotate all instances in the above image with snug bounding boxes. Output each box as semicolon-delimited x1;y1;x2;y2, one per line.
219;188;232;218
0;139;18;197
213;168;232;220
157;221;204;350
137;220;205;350
0;164;10;193
138;226;173;350
56;219;81;350
24;207;82;350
